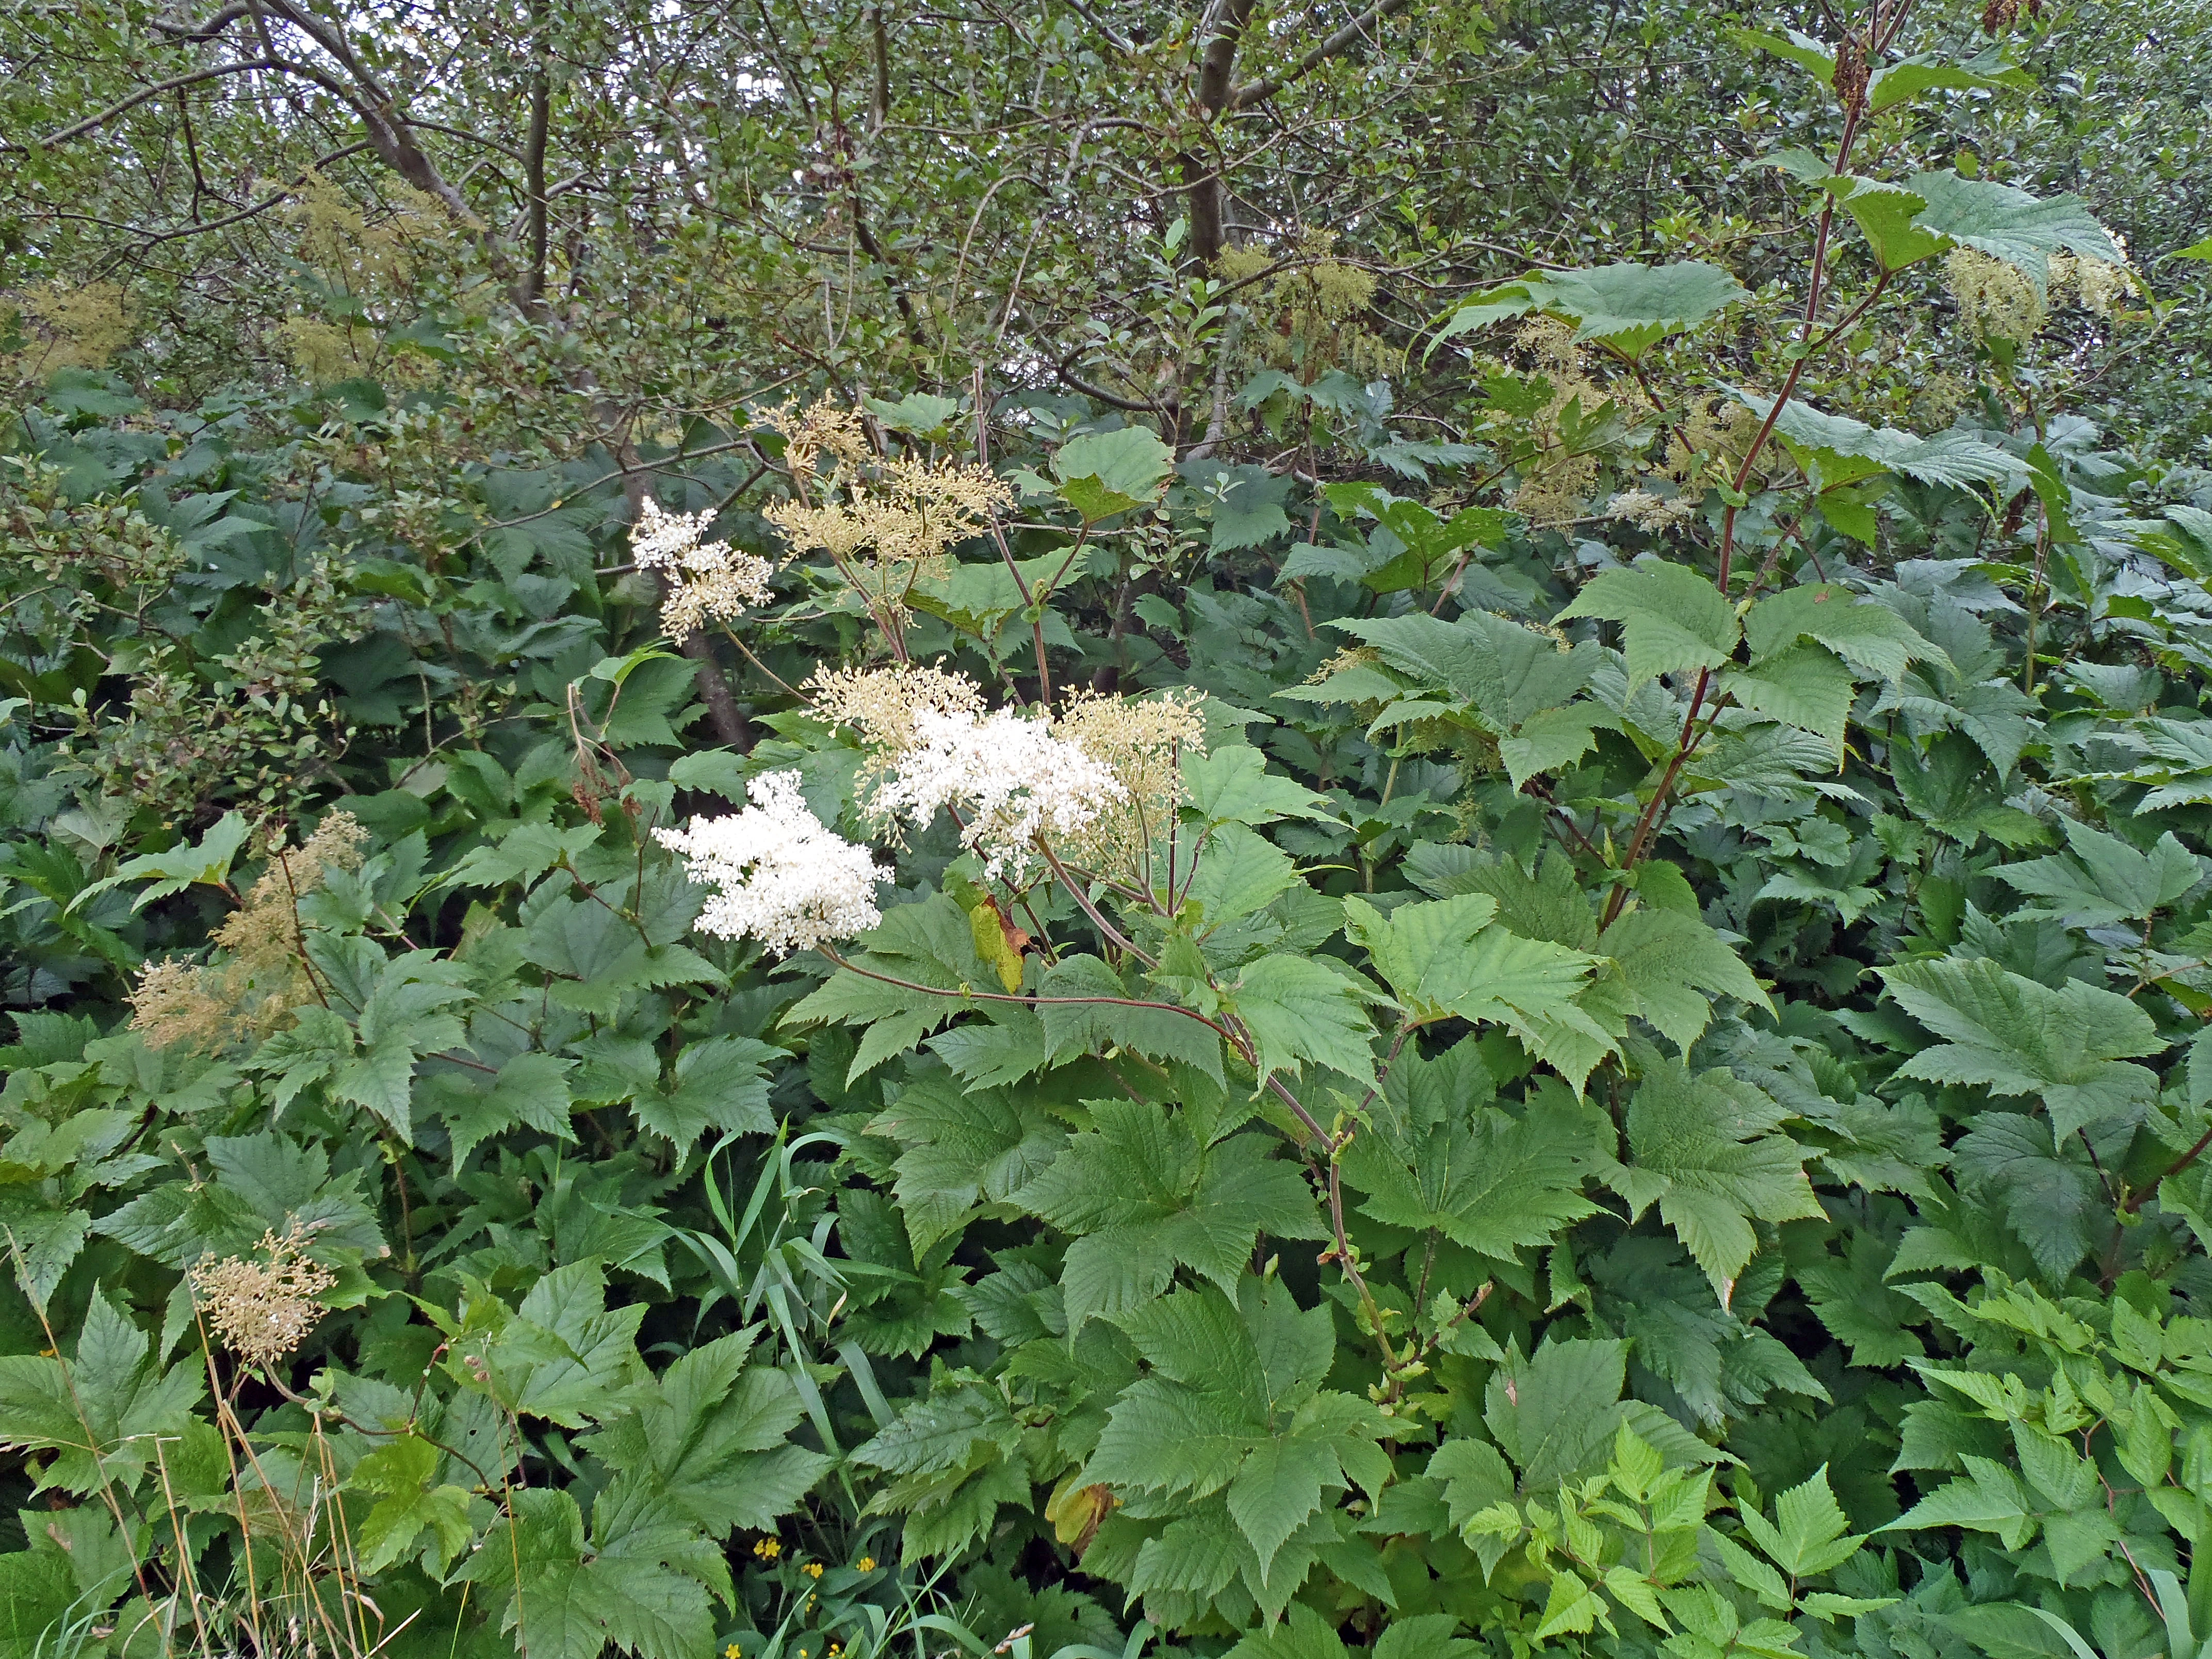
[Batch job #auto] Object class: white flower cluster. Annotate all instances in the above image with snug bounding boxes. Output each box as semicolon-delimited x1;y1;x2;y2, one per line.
630;496;774;640
871;707;1126;882
656;771;889;954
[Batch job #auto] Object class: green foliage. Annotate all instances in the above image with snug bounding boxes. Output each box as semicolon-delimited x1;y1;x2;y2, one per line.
9;2;2212;1658
1433;262;1751;361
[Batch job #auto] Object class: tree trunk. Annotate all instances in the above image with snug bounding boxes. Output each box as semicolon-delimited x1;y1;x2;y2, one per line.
1177;0;1257;268
520;0;550;306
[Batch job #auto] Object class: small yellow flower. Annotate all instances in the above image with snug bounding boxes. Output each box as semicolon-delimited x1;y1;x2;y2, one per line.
726;1647;742;1658
855;1557;875;1573
830;1645;843;1656
803;1563;824;1580
753;1538;782;1560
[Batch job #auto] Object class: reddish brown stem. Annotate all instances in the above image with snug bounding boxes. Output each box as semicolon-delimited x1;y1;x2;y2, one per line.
2126;1122;2212;1215
1598;89;1876;926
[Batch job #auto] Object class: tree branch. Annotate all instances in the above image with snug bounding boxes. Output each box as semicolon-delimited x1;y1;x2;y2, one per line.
24;59;284;149
850;204;929;349
1175;0;1258;267
1054;353;1161;414
251;0;482;225
1195;0;1257;112
95;139;375;250
1230;0;1416;110
520;0;551;306
148;3;254;42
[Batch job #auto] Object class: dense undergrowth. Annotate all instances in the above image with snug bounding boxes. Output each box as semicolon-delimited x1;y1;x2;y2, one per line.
9;5;2212;1659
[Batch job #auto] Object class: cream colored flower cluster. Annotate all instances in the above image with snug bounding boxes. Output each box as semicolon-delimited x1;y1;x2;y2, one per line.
1053;688;1208;874
762;460;1011;631
810;664;1181;882
1604;489;1700;534
131;811;369;1053
656;770;890;954
2053;237;2137;319
662;665;1203;951
188;1222;337;1370
807;661;984;755
757;400;1013;649
1946;241;2137;345
1946;248;2047;344
630;496;774;641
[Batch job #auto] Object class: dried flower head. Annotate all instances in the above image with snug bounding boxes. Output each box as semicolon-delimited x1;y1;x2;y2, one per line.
1052;690;1208;876
1981;0;2040;33
189;1223;337;1370
1947;248;2047;343
127;958;236;1053
658;770;890;954
808;662;986;757
289;168;447;292
1516;316;1585;376
132;812;369;1052
631;497;775;641
870;708;1126;883
1832;34;1870;117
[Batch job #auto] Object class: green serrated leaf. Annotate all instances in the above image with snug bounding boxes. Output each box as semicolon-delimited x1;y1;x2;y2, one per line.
1612;1060;1823;1300
1230;954;1381;1086
1880;957;2164;1140
1558;560;1739;690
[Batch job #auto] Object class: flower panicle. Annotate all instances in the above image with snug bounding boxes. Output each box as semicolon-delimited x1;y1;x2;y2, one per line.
630;496;774;640
656;771;889;954
868;705;1125;884
1051;688;1208;877
129;810;369;1054
807;662;986;757
188;1221;337;1369
757;399;1012;637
